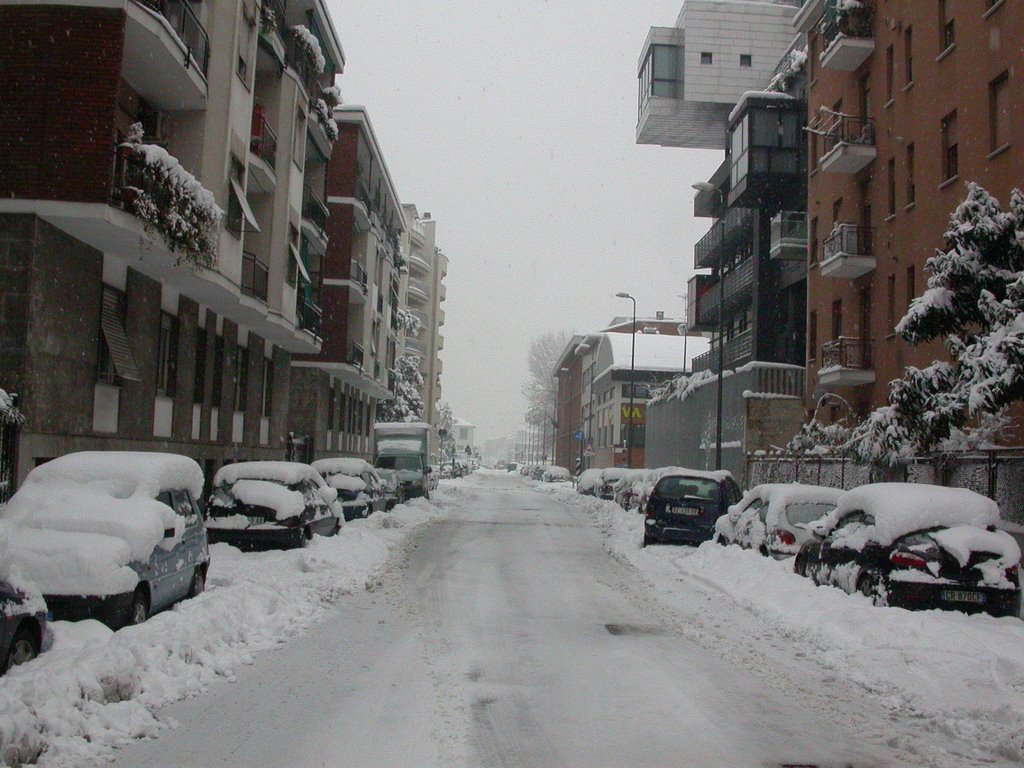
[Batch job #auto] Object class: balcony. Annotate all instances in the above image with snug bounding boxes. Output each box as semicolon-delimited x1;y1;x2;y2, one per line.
241;251;269;303
123;0;209;110
301;185;328;249
407;277;430;303
408;247;431;272
694;207;754;270
819;114;876;175
770;211;807;261
695;257;755;327
345;260;368;304
819;337;874;387
248;106;277;192
691;329;754;374
295;295;322;340
258;0;287;62
406;338;426;357
285;31;321;97
820;223;875;278
820;3;874;72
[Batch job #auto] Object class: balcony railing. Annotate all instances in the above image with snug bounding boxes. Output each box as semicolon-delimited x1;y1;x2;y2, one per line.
295;294;322;339
286;32;320;96
822;114;875;155
137;0;210;76
696;257;755;326
406;338;426;356
349;342;365;369
691;329;754;373
408;277;430;300
350;259;368;292
820;1;873;48
250;107;278;170
302;186;329;236
822;337;872;371
824;223;873;261
241;251;269;302
694;206;754;270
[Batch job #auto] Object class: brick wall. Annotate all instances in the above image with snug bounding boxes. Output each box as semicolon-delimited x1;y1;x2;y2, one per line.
0;6;124;202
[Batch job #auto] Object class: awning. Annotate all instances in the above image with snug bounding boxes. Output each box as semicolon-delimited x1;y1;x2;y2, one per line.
100;290;142;382
230;177;261;232
290;242;311;283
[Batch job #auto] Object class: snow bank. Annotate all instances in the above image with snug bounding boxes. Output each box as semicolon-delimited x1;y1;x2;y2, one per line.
0;493;451;767
213;461;323;488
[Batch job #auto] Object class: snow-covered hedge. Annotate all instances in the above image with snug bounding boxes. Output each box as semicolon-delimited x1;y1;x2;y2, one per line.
292;25;325;73
119;124;222;270
395;307;423;336
308;97;338;142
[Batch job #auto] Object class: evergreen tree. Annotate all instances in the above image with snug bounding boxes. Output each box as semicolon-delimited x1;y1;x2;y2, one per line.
376;354;425;423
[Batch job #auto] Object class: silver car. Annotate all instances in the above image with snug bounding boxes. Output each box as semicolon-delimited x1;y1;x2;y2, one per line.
714;483;842;558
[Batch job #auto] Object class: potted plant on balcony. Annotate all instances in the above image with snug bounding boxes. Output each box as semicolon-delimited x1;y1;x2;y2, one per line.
309;97;339;142
292;25;325;73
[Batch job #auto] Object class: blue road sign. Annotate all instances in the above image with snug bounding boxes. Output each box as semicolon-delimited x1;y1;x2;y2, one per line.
573;430;585;441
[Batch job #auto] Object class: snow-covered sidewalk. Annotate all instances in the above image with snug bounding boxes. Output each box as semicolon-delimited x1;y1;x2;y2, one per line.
549;485;1024;764
0;492;451;768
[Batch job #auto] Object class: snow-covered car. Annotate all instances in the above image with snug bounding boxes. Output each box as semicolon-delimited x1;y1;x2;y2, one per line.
440;465;454;479
576;468;603;495
542;466;571;483
597;468;630;501
206;462;340;550
714;483;842;558
642;469;742;547
794;483;1021;616
612;469;649;509
312;457;387;521
506;462;518;473
1;452;210;629
0;526;48;674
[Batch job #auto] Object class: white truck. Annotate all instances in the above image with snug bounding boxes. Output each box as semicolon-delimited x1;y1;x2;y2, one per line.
372;422;432;501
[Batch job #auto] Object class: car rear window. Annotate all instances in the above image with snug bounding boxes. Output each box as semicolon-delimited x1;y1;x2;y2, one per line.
655;477;720;502
784;502;836;525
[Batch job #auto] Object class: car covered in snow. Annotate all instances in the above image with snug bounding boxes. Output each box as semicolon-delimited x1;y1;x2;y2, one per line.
206;462;341;550
714;484;843;558
312;457;387;521
542;466;572;483
0;452;210;629
597;467;631;501
576;468;603;496
794;483;1021;616
642;469;742;547
0;525;49;674
611;469;649;510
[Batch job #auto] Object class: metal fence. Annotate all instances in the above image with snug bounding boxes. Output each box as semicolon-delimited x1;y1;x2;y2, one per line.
747;450;1024;524
0;423;16;504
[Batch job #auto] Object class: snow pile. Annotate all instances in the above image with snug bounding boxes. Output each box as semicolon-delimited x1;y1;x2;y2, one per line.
576;468;603;494
227;479;305;521
0;492;451;767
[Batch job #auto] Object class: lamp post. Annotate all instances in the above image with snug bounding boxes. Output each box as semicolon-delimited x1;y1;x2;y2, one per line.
692;182;726;471
615;292;637;469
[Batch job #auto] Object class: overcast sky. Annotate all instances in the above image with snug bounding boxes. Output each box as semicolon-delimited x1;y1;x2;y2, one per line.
330;0;721;442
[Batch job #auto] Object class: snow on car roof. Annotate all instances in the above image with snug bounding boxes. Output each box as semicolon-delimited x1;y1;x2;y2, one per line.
9;527;139;596
325;474;366;493
312;457;373;477
24;451;203;498
214;461;325;488
827;483;1000;545
229;479;305;521
654;468;734;483
740;484;843;531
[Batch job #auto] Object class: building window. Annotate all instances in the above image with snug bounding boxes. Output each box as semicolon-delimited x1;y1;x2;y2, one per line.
989;71;1009;152
237;8;255;86
887;274;897;334
906;265;916;310
212;335;224;408
808;311;818;360
831;299;843;339
809;216;819;264
887;157;896;215
906;143;915;204
97;285;140;386
156;311;178;397
262;356;273;416
939;0;954;51
293;107;305;170
233;345;248;412
740;54;752;67
832;197;843;227
700;51;713;65
193;330;207;404
885;46;894;102
941;110;958;181
904;26;913;83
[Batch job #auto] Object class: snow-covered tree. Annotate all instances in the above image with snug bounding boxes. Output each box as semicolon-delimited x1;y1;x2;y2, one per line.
376;354;424;423
437;402;456;461
521;330;568;423
850;183;1024;463
0;388;25;425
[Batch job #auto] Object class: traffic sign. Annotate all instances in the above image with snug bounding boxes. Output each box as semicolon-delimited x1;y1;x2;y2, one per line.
573;430;585;441
584;439;595;458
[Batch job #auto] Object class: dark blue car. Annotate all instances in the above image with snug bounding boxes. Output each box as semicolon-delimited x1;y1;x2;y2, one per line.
642;471;742;547
1;579;47;674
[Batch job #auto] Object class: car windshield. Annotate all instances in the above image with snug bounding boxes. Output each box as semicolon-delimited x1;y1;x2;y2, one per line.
376;456;422;472
785;502;836;525
655;477;720;502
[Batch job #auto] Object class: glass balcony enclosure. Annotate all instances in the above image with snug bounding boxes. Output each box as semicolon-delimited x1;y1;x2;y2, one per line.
727;94;804;207
637;43;678;119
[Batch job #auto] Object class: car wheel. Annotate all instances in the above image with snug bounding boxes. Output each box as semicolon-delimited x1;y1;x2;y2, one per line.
129;589;150;626
4;626;40;672
187;566;206;598
715;534;728;546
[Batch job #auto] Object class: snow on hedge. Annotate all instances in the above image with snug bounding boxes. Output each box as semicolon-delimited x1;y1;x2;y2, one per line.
0;494;450;767
292;25;325;73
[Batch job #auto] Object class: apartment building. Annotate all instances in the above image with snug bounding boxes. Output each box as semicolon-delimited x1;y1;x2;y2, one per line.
797;0;1022;426
401;204;447;439
289;105;404;461
0;0;342;487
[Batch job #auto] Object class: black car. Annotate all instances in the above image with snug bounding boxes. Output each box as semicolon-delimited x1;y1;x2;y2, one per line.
643;471;742;547
794;484;1022;617
1;579;47;674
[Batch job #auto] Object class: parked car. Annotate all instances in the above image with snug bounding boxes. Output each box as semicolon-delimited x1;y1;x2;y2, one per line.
576;468;603;495
794;483;1021;616
597;468;631;500
206;462;341;551
1;452;210;629
612;469;649;509
542;466;572;482
312;457;387;521
440;465;454;479
714;484;843;558
506;462;519;473
1;578;47;675
642;469;742;547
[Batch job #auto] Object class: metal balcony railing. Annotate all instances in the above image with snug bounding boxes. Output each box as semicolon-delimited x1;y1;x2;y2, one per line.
249;107;278;170
694;207;754;269
350;259;368;292
821;1;873;48
823;223;873;261
295;292;322;339
302;186;329;235
822;337;872;370
696;257;755;325
241;251;269;302
691;329;754;373
821;114;875;155
137;0;210;76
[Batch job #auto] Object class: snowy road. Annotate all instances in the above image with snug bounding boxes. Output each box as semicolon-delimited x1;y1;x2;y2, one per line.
104;473;986;767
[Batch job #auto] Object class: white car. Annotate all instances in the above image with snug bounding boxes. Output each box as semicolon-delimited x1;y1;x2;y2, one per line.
714;483;842;558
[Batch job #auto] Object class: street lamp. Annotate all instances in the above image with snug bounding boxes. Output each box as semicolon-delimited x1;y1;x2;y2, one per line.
615;292;637;469
692;182;726;471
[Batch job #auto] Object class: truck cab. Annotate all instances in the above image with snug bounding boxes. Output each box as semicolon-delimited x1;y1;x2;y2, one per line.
373;422;432;501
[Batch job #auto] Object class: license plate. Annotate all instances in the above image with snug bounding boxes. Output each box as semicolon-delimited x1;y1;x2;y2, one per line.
669;505;701;516
941;589;986;604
